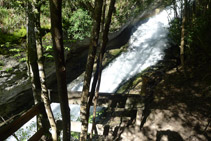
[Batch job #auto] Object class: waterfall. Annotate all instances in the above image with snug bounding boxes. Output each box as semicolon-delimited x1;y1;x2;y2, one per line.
7;6;176;141
59;6;175;122
70;8;174;93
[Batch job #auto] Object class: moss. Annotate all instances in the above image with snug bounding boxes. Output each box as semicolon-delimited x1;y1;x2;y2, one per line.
41;24;51;30
132;74;143;85
42;32;51;41
5;67;13;72
116;73;143;94
117;83;131;93
109;49;122;56
13;27;27;38
0;27;26;44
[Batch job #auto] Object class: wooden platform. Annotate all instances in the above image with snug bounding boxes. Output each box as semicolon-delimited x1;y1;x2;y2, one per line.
50;91;146;140
1;91;146;140
50;91;145;109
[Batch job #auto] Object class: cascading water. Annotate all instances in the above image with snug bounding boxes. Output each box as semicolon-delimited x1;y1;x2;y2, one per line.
51;6;175;126
7;6;176;141
70;8;174;93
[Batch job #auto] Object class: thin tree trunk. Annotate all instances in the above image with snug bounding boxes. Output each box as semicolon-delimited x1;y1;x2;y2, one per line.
87;0;107;127
79;0;103;140
180;0;187;73
34;0;57;140
100;0;106;33
89;1;106;134
49;0;70;140
173;0;178;18
27;0;42;130
89;0;106;94
90;0;116;138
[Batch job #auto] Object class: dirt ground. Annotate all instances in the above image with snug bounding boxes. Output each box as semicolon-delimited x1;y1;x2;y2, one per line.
99;52;211;141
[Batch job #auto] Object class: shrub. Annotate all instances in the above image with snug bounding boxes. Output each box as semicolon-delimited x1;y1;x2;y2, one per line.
63;9;92;40
168;18;181;45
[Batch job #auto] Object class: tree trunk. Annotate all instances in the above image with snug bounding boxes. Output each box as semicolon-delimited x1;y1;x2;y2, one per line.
34;0;57;140
180;0;187;73
87;0;107;125
173;0;178;18
27;0;42;130
79;0;103;140
90;0;116;138
49;0;70;140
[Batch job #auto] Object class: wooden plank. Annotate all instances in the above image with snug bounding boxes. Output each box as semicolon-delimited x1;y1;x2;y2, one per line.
50;91;144;108
28;127;45;141
0;103;45;141
106;108;137;117
57;120;104;135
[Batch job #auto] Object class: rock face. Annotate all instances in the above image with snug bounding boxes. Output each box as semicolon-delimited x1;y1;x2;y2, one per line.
0;56;29;94
0;1;167;120
0;55;31;118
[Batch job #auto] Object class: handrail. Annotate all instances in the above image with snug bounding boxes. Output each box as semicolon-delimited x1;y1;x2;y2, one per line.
0;102;46;140
28;127;45;141
50;91;144;108
0;92;144;140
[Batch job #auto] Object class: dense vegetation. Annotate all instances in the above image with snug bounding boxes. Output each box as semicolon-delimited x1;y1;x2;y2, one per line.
169;0;211;65
0;0;155;66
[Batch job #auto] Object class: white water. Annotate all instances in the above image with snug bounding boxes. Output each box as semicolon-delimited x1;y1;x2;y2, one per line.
7;6;175;141
70;8;174;93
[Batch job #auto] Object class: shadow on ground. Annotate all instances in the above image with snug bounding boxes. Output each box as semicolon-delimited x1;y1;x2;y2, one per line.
95;46;211;140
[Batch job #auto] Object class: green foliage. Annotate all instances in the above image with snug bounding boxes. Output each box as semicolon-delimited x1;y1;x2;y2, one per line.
168;18;181;45
19;57;27;62
0;36;26;62
0;27;26;45
0;7;25;33
89;110;104;123
40;1;51;27
1;0;25;10
43;44;71;59
44;45;53;51
9;48;23;53
168;0;211;60
8;46;26;62
64;46;70;51
63;9;92;40
40;1;50;17
42;33;53;58
15;120;36;141
71;132;80;140
111;0;154;31
43;45;53;58
13;27;27;38
5;67;13;72
186;15;211;57
0;61;4;71
0;7;9;19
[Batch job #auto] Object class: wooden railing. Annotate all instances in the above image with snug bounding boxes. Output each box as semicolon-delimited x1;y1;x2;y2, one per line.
0;91;144;140
50;91;144;109
0;103;48;141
